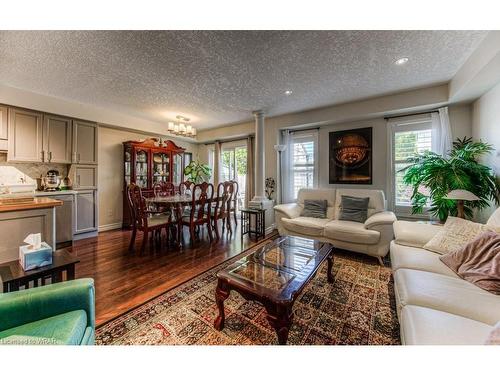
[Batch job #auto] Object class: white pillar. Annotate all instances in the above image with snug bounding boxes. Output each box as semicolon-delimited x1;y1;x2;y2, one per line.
252;110;266;201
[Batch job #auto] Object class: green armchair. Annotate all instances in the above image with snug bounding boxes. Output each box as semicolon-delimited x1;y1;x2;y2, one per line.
0;278;95;345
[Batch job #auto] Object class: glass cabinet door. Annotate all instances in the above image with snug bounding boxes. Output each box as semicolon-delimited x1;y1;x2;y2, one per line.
124;147;132;186
135;149;149;188
152;151;170;184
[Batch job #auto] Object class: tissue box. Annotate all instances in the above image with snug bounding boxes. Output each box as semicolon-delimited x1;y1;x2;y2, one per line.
19;242;53;271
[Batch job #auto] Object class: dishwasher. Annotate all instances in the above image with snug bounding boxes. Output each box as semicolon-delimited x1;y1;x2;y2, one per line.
53;194;74;249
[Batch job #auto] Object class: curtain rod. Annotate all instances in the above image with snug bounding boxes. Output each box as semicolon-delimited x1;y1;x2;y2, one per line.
384;110;439;120
204;135;254;146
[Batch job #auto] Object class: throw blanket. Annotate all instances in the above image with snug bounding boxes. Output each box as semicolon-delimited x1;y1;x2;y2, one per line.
440;231;500;295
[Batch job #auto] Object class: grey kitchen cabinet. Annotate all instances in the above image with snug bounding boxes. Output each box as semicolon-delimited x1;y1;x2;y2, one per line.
73;165;97;190
7;107;44;162
74;190;98;234
0;105;7;150
43;114;73;164
73;120;98;164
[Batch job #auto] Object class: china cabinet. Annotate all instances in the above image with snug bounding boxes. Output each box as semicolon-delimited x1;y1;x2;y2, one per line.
122;138;185;227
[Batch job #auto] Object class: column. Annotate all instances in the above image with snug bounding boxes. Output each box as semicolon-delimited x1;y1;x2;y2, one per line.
252;110;266;201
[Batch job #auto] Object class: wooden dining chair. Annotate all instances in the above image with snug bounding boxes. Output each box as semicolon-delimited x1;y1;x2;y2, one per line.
127;183;172;253
179;182;214;244
179;181;194;195
229;180;239;225
211;181;234;240
153;181;176;197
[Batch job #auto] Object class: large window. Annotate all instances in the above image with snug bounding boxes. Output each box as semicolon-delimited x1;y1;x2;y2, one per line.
390;118;432;215
290;132;318;200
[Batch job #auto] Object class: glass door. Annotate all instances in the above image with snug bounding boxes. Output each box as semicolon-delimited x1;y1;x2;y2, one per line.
134;148;149;188
152;151;170;184
222;146;247;208
124;147;132;186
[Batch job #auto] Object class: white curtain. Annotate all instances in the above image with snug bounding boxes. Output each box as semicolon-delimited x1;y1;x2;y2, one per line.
431;107;453;156
281;130;294;203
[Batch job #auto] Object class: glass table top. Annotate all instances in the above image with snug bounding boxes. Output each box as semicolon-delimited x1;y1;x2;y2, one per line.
221;236;330;296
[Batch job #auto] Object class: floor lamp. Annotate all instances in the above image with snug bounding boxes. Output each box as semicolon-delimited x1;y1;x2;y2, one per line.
274;144;287;204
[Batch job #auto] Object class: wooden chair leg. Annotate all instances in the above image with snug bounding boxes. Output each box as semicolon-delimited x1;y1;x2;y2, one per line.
233;210;237;225
129;226;137;252
222;218;226;235
213;218;220;241
189;225;196;244
141;229;148;253
227;215;232;235
207;220;214;243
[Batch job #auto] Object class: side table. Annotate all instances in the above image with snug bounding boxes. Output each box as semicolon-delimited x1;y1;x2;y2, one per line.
240;207;266;240
0;249;79;293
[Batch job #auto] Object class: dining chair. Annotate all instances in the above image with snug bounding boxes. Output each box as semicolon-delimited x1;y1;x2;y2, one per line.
179;181;194;195
153;181;176;197
127;183;172;253
211;181;234;240
179;182;214;244
229;180;239;225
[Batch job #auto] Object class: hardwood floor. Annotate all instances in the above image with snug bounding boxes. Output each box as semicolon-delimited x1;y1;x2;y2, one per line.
68;222;271;326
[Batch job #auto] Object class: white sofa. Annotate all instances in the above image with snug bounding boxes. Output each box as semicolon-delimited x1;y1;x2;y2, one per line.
274;188;396;264
390;208;500;345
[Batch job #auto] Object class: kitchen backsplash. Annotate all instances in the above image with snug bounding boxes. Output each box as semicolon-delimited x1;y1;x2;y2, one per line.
0;154;69;185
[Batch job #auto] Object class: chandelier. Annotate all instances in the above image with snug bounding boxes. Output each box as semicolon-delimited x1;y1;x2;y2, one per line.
167;115;197;138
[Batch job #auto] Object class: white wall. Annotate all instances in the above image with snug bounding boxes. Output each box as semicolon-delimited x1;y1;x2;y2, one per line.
472;81;500;223
98;126;198;230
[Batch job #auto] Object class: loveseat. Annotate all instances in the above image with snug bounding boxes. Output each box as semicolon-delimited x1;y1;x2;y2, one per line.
390;208;500;345
274;188;396;264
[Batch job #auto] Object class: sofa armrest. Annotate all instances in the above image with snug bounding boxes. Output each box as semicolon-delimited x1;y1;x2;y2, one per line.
393;220;442;248
364;211;397;230
274;203;302;219
0;278;95;332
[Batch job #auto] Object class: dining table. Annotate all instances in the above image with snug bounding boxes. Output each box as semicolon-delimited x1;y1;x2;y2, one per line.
145;194;222;248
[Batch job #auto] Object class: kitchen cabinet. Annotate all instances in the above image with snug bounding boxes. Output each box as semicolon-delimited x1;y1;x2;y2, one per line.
43;114;73;164
0;105;8;150
73;120;98;164
74;190;97;234
73;165;97;190
7;108;44;162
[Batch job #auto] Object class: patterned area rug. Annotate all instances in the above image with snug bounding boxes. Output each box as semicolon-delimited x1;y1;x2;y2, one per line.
96;239;400;345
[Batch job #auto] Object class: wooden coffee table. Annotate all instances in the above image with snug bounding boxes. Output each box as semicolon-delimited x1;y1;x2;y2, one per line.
214;236;334;345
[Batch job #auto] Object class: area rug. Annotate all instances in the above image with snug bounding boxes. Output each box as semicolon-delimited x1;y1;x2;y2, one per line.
95;238;400;345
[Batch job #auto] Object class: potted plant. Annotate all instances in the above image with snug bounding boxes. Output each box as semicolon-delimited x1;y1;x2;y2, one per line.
183;160;212;184
402;137;500;221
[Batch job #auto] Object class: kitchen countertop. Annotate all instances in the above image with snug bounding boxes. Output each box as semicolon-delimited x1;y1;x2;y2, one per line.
0;197;63;213
34;190;78;196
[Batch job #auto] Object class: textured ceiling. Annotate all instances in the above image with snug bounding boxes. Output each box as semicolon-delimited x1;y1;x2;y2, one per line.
0;31;488;129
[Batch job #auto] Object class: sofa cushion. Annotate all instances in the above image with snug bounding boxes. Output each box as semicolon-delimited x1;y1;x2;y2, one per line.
324;220;380;245
401;305;493;345
390;241;458;277
0;310;87;345
297;189;336;219
339;195;369;223
281;217;330;237
301;199;327;218
334;189;385;219
423;216;493;255
394;269;500;325
487;207;500;228
393;221;442;248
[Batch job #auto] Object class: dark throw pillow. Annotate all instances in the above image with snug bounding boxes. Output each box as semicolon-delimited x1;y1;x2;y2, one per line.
339;195;369;223
301;199;327;218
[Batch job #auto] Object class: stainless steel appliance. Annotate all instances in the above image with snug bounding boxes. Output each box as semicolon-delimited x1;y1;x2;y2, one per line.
43;170;61;191
53;194;74;248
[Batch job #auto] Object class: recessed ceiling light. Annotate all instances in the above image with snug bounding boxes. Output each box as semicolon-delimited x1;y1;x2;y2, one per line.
284;90;293;96
394;57;409;66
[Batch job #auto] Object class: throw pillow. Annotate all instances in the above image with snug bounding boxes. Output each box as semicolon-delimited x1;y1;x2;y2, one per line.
301;199;327;218
485;322;500;345
424;216;492;255
440;231;500;295
339;195;369;223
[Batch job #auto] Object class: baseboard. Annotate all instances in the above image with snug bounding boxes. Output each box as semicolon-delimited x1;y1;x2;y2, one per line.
98;222;123;232
73;230;98;241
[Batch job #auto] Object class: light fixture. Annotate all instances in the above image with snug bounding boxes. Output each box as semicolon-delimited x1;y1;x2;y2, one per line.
394;57;409;66
168;115;196;137
444;189;480;219
284;90;293;96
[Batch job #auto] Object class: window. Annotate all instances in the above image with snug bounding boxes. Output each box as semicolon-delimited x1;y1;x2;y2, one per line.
289;131;318;200
389;118;432;215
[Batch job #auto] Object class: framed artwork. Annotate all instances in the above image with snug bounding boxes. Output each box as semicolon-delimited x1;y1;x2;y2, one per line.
329;127;372;184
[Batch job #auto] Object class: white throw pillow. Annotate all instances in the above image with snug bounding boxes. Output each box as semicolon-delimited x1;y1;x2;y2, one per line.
485;322;500;345
423;216;492;255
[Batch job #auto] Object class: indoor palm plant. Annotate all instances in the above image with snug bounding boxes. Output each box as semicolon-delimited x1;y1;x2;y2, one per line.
402;137;500;221
183;160;212;184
